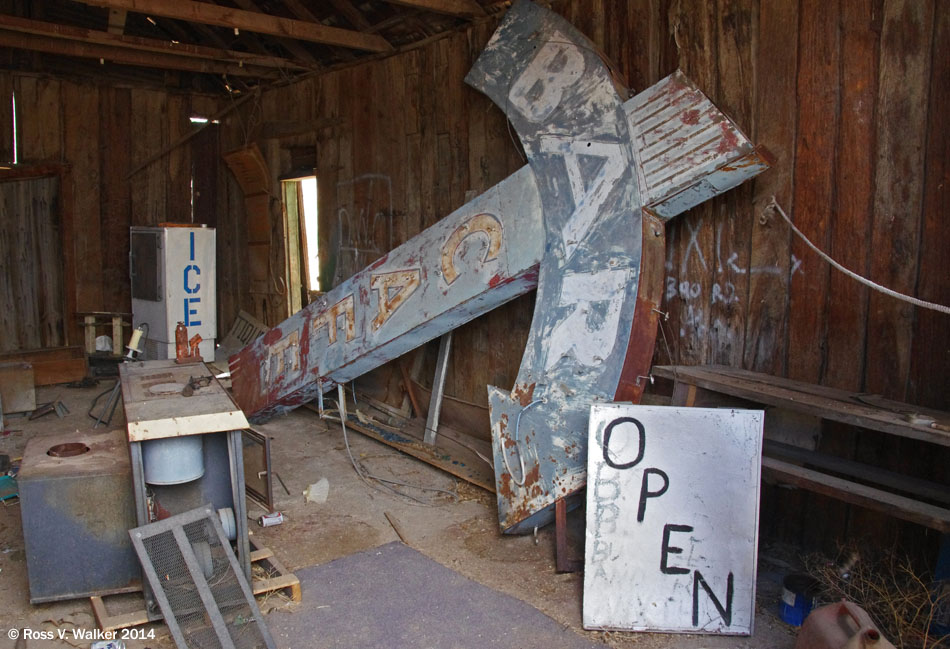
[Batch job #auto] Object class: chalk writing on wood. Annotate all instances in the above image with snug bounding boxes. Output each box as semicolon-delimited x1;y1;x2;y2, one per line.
665;215;804;343
584;404;763;635
334;173;395;286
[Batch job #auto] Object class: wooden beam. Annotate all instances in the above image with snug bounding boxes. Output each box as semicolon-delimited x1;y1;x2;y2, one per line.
762;457;950;533
0;16;315;72
229;0;319;64
380;0;486;18
80;0;393;52
0;28;285;78
323;0;374;31
127;89;258;178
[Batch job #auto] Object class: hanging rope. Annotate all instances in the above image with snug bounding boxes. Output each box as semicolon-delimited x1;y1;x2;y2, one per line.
767;196;950;316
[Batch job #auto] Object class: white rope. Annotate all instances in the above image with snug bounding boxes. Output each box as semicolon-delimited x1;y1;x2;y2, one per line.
767;196;950;316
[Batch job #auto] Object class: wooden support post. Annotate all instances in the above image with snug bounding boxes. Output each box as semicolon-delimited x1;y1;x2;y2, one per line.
84;315;96;355
555;497;583;573
111;314;123;355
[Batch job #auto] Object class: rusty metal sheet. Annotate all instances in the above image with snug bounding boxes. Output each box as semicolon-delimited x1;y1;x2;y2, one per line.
228;2;770;538
628;71;771;220
230;166;544;422
467;0;646;534
469;1;771;534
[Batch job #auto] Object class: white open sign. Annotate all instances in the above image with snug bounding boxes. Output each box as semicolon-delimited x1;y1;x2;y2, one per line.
584;404;764;635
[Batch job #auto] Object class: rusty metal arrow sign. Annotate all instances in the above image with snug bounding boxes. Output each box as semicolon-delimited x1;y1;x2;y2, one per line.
229;0;770;534
469;0;770;533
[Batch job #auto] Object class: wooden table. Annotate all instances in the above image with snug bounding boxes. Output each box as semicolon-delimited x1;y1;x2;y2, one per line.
653;365;950;533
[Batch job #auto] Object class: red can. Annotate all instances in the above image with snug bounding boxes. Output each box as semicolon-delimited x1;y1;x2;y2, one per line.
258;512;284;527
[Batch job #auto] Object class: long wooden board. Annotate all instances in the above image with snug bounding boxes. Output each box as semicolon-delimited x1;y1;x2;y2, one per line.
762;457;950;533
653;365;950;447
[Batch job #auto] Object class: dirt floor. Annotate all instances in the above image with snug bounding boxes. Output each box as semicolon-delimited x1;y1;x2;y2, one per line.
0;381;799;648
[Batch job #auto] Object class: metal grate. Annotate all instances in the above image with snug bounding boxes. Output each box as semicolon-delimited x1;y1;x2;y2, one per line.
130;506;276;649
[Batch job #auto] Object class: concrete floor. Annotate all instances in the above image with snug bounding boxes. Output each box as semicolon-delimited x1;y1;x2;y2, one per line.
0;382;798;648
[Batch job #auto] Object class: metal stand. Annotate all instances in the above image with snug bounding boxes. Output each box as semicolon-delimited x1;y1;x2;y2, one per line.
92;378;124;428
423;332;452;445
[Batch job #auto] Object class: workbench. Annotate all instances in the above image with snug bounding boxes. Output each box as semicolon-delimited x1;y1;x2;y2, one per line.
652;365;950;534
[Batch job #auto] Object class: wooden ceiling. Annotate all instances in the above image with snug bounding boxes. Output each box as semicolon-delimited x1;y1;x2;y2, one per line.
0;0;511;92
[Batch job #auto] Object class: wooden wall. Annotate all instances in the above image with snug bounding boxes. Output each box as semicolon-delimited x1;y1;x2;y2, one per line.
223;0;948;552
1;0;943;552
0;72;227;345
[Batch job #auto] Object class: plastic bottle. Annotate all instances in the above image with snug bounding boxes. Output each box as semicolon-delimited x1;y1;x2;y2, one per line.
794;601;896;649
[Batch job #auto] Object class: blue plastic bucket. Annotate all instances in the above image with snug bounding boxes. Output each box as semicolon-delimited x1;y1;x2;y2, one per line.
779;573;820;626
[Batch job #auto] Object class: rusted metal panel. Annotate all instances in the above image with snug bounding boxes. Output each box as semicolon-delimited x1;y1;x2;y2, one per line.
628;71;771;220
230;166;544;422
469;0;646;534
469;1;771;534
229;2;770;537
230;69;766;428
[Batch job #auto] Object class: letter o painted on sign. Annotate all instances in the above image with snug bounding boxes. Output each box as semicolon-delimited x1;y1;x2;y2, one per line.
602;417;646;469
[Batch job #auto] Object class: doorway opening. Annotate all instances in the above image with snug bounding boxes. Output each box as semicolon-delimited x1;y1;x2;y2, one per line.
281;175;319;314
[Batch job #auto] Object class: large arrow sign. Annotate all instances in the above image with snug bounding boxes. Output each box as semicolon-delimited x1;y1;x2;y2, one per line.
229;166;545;422
467;0;649;534
469;0;770;533
230;1;770;533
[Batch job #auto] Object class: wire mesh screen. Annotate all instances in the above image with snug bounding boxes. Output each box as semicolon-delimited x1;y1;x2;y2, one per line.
131;506;275;649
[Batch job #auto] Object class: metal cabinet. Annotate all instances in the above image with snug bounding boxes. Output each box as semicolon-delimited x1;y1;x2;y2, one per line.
130;225;217;361
119;359;250;616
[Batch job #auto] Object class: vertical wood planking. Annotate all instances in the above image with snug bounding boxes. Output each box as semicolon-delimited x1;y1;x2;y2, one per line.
0;182;16;349
709;0;757;366
129;89;168;226
744;0;798;376
33;175;65;346
665;0;718;366
0;73;12;162
419;46;438;229
15;180;42;347
99;86;132;313
909;1;950;412
166;94;191;223
384;57;409;248
823;0;878;391
865;0;934;400
14;77;61;162
809;0;882;550
786;0;840;384
63;81;102;313
902;0;950;549
316;73;341;293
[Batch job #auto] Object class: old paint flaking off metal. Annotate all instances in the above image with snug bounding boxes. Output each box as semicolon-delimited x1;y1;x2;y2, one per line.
468;0;771;533
228;0;770;537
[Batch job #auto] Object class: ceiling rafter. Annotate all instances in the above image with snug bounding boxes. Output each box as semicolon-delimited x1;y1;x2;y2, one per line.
379;0;486;19
80;0;394;52
279;0;361;62
0;15;316;74
228;0;319;64
0;28;286;78
323;0;374;32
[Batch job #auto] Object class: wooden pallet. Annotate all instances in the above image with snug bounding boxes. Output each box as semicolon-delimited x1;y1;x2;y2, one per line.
89;546;301;633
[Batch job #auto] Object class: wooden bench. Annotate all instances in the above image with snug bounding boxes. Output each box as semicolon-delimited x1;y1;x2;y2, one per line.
652;365;950;534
